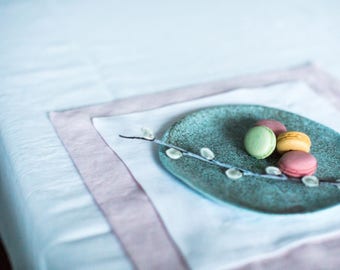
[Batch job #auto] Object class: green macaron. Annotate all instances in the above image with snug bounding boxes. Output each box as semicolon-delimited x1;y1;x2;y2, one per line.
244;126;276;159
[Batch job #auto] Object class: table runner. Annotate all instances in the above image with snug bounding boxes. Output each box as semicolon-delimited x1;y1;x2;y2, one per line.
50;64;340;269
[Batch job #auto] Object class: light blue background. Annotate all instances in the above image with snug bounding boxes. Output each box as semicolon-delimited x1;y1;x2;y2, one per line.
1;1;340;269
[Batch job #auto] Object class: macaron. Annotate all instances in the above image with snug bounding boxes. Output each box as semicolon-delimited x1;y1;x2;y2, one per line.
255;119;287;136
244;126;276;159
276;131;311;154
278;150;317;178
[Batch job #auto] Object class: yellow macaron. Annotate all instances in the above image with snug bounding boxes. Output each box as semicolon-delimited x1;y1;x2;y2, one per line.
276;131;311;154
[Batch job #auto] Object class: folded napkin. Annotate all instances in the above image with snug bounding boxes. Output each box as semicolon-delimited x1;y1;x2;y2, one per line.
93;81;340;270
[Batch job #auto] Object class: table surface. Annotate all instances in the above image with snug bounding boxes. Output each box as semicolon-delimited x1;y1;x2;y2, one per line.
1;1;340;269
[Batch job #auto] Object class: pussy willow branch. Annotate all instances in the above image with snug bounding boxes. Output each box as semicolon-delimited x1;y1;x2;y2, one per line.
119;134;339;187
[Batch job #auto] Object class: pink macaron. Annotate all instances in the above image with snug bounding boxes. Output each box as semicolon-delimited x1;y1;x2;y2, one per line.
255;119;287;137
278;150;317;178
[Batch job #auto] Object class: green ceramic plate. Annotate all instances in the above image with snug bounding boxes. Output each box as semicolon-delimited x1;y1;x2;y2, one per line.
158;105;340;214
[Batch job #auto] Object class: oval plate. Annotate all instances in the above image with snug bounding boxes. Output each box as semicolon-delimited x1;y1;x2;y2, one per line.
158;105;340;214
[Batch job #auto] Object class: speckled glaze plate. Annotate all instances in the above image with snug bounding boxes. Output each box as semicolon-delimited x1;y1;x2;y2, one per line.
158;105;340;214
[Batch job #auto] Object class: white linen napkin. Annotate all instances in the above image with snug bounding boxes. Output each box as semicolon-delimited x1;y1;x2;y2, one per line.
93;82;340;270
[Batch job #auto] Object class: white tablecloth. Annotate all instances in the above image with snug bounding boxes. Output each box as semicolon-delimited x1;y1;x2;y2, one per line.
1;1;340;269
